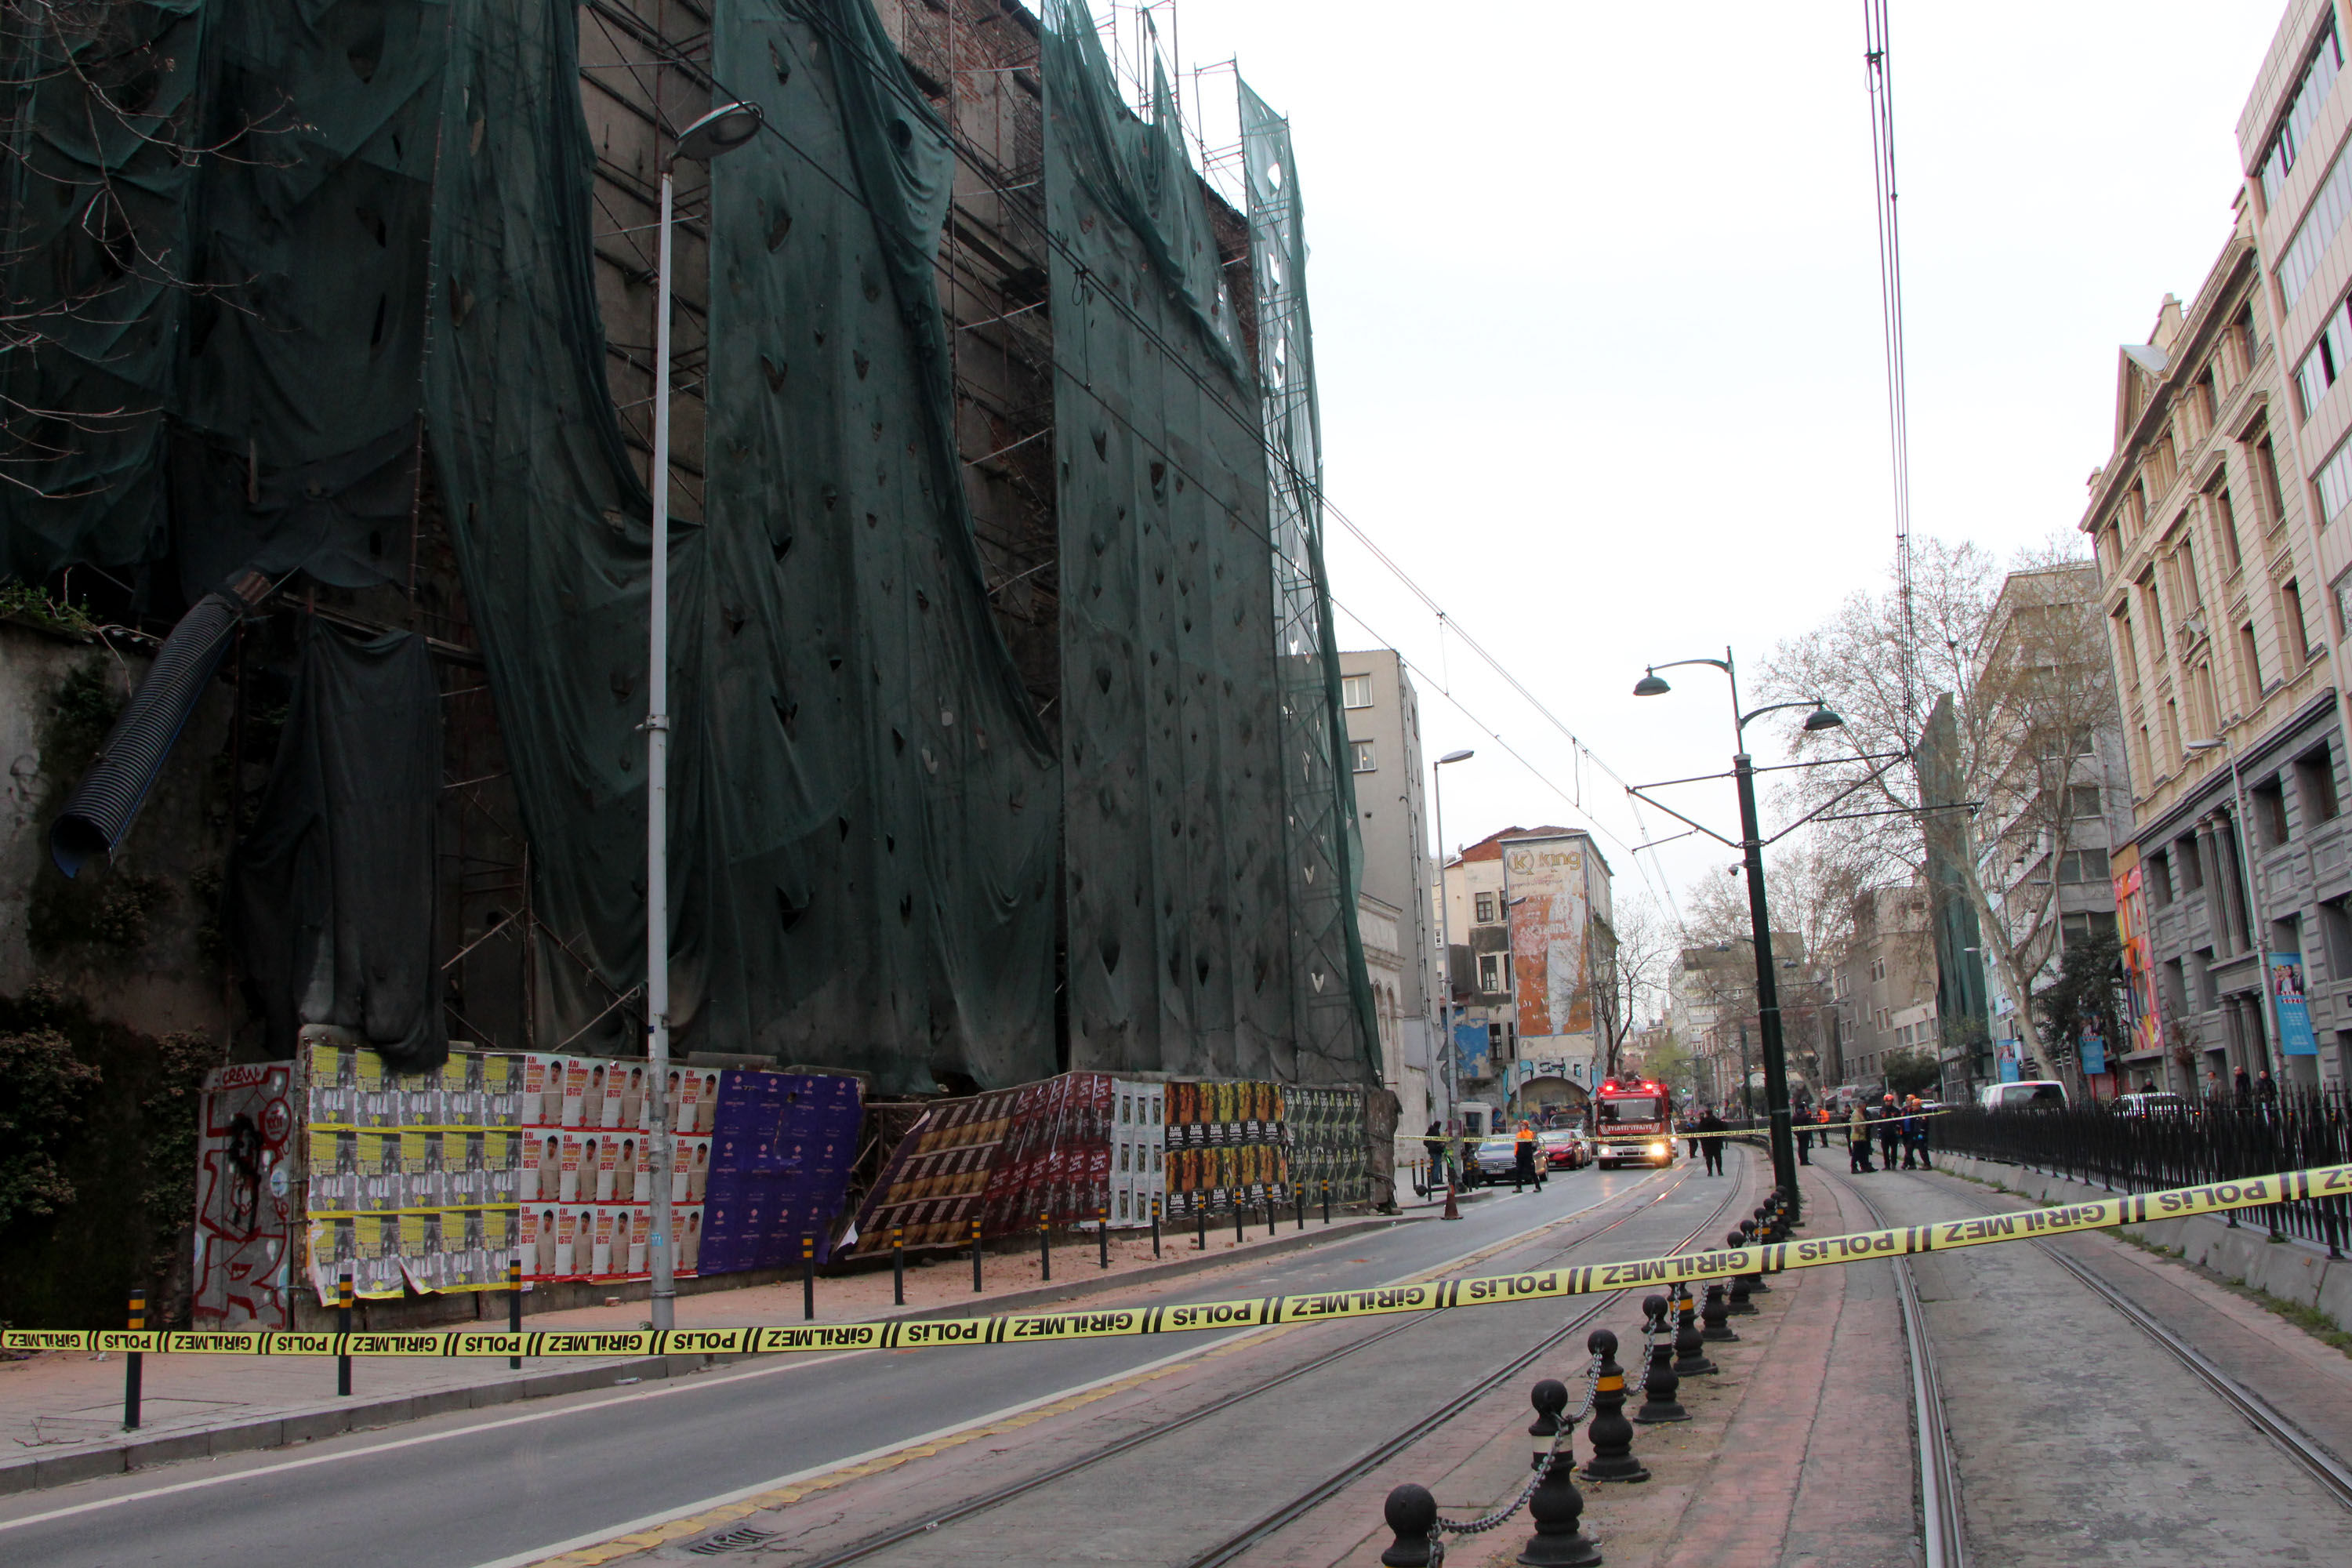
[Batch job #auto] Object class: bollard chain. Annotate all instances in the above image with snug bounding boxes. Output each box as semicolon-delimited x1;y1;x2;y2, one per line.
1423;1352;1603;1555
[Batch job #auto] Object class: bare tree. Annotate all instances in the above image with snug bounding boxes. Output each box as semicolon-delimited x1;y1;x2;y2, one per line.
1594;892;1675;1081
1761;535;2124;1084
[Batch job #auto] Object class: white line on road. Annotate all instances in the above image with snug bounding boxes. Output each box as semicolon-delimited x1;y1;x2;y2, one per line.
0;1167;1675;1546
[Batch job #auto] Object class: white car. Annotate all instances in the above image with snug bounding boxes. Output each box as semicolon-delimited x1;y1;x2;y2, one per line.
1978;1080;2068;1110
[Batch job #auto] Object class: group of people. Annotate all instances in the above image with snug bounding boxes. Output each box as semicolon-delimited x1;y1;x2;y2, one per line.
1835;1093;1932;1173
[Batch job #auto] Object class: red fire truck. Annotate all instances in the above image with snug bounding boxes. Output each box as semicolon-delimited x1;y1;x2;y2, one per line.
1592;1077;1677;1169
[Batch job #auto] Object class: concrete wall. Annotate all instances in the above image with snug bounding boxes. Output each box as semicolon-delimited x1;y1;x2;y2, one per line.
0;620;233;1040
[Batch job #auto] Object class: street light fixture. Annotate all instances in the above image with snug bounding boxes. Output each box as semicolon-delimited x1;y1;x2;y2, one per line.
2186;734;2281;1082
1432;749;1475;1138
1632;649;1844;1218
644;98;761;1335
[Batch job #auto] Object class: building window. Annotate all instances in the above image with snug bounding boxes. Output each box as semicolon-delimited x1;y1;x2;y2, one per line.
2275;137;2352;311
2334;568;2352;641
2067;784;2102;819
2253;775;2291;847
1341;673;1372;709
2060;910;2119;945
1351;739;1377;773
2259;19;2345;209
2253;433;2287;526
2210;480;2242;573
2147;848;2173;907
1478;953;1505;994
2299;742;2343;823
2284;579;2314;660
2294;296;2352;417
2321;895;2352;978
2057;848;2113;883
2175;833;2205;892
1474;892;1496;925
2239;621;2264;701
1487;1022;1505;1055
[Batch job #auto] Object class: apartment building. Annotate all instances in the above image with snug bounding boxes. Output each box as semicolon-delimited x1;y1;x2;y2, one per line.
1338;652;1437;1127
2087;1;2352;1091
1831;887;1938;1094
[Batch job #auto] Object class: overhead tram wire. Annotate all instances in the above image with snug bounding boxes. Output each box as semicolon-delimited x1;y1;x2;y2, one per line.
601;2;1677;893
1864;0;1920;739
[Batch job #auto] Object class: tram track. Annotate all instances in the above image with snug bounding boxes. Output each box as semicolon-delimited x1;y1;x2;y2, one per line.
777;1155;1757;1568
1804;1166;1966;1568
2027;1238;2352;1512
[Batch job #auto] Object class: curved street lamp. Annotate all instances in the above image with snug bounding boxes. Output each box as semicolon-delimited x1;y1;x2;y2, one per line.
1631;649;1843;1217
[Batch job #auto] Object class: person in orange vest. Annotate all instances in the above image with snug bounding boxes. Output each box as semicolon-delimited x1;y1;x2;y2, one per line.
1514;1120;1544;1189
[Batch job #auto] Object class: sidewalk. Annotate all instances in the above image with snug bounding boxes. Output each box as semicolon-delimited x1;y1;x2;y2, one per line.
1;1202;1461;1496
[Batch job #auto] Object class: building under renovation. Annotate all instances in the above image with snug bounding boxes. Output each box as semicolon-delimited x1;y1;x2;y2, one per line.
0;0;1374;1109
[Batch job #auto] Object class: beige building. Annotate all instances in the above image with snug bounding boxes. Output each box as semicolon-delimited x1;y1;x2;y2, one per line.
2085;1;2352;1090
1830;887;1937;1094
1339;652;1438;1127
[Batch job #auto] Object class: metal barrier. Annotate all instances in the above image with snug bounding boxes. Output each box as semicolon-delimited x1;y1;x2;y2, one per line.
1937;1091;2352;1256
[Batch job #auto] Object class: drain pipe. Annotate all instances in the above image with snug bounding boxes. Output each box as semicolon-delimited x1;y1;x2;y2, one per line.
50;571;272;877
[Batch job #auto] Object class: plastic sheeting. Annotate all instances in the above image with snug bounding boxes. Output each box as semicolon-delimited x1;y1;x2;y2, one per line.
1043;0;1374;1086
234;626;445;1071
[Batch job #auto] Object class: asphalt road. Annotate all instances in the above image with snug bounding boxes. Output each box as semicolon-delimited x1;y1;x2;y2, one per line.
0;1162;1697;1568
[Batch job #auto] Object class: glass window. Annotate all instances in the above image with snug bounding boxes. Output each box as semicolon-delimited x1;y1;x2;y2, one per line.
1479;953;1504;992
2259;20;2343;209
1341;673;1373;709
2280;138;2352;312
1475;892;1496;924
1351;739;1376;773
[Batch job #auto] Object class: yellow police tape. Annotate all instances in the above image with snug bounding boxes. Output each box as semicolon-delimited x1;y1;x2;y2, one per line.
10;1163;2344;1361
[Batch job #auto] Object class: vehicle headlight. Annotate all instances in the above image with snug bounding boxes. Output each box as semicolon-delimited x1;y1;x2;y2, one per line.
1648;1142;1667;1157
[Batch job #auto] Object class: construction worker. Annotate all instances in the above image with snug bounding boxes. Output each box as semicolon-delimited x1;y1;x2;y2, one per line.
1514;1120;1543;1189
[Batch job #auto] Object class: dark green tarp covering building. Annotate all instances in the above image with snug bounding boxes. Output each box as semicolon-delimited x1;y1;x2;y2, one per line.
2;0;1375;1094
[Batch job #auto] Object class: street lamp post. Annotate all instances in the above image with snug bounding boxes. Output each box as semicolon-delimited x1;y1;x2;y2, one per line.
644;100;761;1334
2186;735;2281;1082
1432;749;1475;1138
1634;650;1845;1219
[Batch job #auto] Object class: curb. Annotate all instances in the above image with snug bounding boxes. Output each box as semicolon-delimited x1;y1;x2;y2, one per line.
0;1207;1437;1497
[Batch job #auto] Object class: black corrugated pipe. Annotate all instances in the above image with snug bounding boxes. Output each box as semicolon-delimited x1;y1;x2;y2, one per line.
50;571;273;878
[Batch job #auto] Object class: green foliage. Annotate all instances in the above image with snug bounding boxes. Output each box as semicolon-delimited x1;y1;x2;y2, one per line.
0;581;100;639
2035;926;2124;1060
1881;1046;1942;1098
0;989;103;1233
137;1031;221;1313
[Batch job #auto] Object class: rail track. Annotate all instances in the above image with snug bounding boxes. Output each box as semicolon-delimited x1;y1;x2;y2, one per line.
771;1153;1759;1568
1806;1165;1967;1568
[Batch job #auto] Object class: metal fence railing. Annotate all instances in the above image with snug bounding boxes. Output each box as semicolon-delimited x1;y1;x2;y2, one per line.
1934;1090;2352;1258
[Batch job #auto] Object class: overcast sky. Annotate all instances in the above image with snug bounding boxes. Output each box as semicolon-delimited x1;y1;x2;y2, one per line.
1103;0;2288;920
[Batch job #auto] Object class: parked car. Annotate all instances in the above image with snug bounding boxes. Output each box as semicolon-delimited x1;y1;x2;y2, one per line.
1538;1128;1588;1170
2112;1091;2192;1119
1978;1080;2069;1110
1471;1134;1523;1183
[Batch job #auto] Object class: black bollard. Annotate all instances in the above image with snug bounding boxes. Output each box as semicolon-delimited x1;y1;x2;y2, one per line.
1577;1329;1650;1483
971;1217;984;1294
1196;1199;1207;1250
1234;1200;1245;1247
1098;1206;1109;1270
1322;1178;1331;1225
1632;1294;1688;1423
1265;1196;1276;1240
1700;1282;1738;1342
1039;1212;1051;1283
1672;1283;1715;1376
1724;1232;1758;1316
122;1288;144;1432
1518;1378;1602;1566
894;1226;907;1305
803;1236;817;1319
1295;1185;1305;1231
1152;1196;1162;1258
1377;1483;1438;1568
507;1258;523;1370
336;1270;354;1397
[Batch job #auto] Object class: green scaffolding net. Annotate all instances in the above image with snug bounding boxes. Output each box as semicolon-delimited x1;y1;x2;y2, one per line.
1041;0;1374;1086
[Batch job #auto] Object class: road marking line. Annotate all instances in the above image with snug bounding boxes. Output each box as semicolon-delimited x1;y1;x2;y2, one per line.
0;1170;1673;1547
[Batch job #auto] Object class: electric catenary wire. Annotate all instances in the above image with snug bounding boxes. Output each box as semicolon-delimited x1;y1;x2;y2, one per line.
1864;0;1919;739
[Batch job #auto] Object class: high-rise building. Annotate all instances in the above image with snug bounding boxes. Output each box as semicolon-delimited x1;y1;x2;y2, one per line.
1338;652;1438;1130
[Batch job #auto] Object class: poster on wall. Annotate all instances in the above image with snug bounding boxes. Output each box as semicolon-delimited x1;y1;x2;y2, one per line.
1995;1040;2023;1083
193;1062;299;1330
2270;953;2321;1056
1502;836;1592;1036
2113;865;2164;1061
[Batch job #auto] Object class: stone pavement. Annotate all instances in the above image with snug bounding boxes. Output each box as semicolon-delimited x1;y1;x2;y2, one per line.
0;1201;1452;1495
